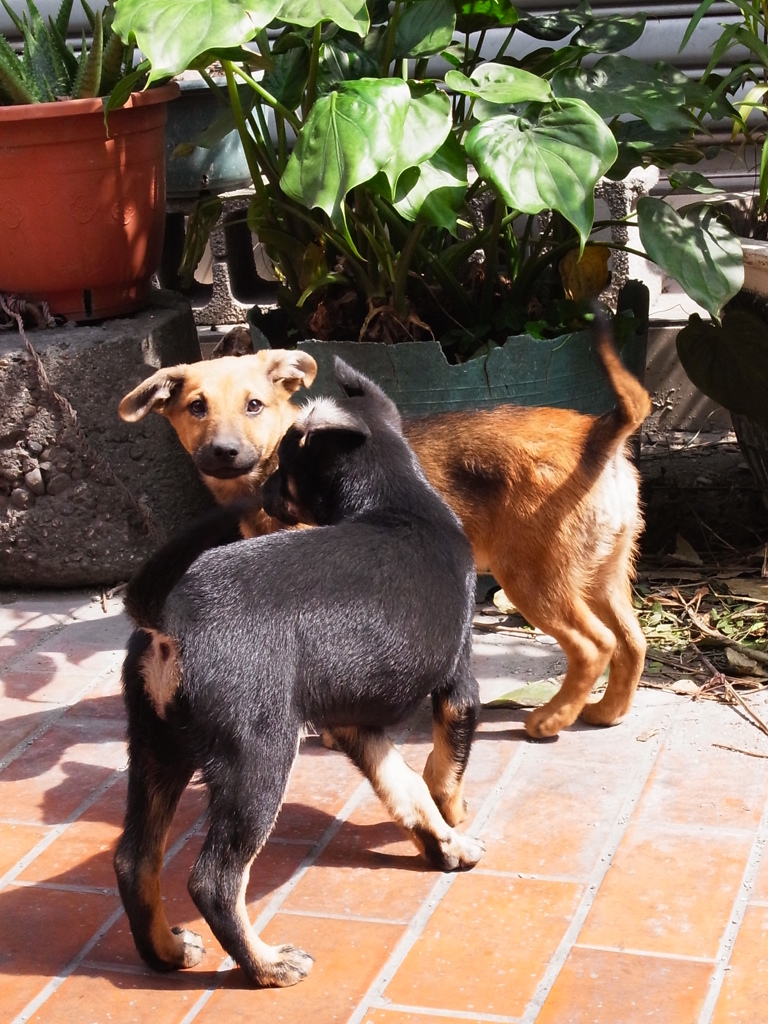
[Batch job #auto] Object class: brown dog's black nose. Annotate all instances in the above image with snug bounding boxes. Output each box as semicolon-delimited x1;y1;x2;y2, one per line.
212;442;240;464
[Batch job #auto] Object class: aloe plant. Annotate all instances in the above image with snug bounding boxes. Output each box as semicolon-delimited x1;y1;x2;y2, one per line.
0;0;141;104
111;0;744;352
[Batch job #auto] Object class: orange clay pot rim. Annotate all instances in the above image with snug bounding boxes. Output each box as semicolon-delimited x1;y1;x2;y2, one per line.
0;80;180;121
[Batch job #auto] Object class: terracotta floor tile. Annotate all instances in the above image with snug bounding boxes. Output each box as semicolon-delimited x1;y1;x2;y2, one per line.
196;915;404;1023
579;824;753;959
750;848;768;903
384;873;583;1017
636;734;768;831
0;821;51;878
0;718;127;824
17;818;122;889
272;739;365;841
29;967;215;1024
537;946;713;1024
7;645;124;687
0;694;61;760
283;793;439;921
362;1012;481;1024
63;670;125;720
0;884;120;1020
509;692;681;767
711;904;768;1024
480;753;628;877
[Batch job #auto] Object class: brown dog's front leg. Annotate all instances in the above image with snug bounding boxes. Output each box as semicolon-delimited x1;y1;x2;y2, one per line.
331;725;484;870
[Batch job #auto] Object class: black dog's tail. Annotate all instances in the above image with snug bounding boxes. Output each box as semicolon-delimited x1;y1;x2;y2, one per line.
124;502;252;631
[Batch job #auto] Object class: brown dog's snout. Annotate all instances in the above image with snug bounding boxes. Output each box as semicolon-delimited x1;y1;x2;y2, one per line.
196;438;260;479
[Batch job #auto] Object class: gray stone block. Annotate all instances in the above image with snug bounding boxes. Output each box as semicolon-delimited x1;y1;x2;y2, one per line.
0;291;213;588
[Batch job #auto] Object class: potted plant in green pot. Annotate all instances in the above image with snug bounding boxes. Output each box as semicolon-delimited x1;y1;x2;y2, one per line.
672;0;768;502
112;0;743;413
0;0;180;322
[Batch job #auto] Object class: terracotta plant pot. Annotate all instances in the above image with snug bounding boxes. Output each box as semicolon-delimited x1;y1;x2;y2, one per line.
0;83;179;321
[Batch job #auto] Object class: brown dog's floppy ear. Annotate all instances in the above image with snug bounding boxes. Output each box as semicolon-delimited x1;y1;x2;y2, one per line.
118;367;189;422
267;351;318;394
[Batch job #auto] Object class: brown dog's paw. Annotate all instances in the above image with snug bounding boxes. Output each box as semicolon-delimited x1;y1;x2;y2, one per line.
524;702;580;739
170;926;206;968
579;698;626;728
255;944;314;987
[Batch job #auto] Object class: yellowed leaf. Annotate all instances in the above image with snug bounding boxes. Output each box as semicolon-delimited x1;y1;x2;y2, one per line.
558;245;610;301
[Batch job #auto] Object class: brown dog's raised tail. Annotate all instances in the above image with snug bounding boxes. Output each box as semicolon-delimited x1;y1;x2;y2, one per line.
585;313;652;466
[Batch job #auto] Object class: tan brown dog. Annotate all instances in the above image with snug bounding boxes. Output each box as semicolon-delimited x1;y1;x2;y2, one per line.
120;328;650;739
404;324;651;738
118;350;317;537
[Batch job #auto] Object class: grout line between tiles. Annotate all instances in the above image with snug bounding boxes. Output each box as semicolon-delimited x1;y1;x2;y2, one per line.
517;721;674;1024
574;942;717;963
369;1002;522;1022
697;789;768;1024
346;740;530;1024
11;880;120;896
0;765;126;891
280;907;412;925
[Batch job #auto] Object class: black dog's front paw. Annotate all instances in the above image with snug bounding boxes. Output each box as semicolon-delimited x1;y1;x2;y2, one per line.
170;926;206;968
416;827;485;871
253;943;314;987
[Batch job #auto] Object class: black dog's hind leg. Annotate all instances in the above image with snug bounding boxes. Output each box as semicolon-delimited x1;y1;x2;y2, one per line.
187;732;314;987
331;725;484;871
113;731;199;969
423;667;481;828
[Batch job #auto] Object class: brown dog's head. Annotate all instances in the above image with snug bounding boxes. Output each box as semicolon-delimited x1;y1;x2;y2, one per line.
118;350;317;506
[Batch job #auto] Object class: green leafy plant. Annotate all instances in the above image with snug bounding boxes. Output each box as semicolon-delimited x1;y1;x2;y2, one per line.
112;0;745;354
0;0;146;104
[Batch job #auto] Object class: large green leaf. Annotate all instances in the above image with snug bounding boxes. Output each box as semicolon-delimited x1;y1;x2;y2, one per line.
281;78;411;225
112;0;283;79
393;133;468;232
465;98;618;242
392;0;455;59
454;0;518;34
283;0;369;35
553;56;697;132
637;197;743;317
515;2;589;41
316;37;378;92
378;83;452;195
677;310;768;431
571;12;646;53
445;63;552;105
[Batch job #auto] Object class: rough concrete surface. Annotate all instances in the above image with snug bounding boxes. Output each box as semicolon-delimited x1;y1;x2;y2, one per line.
0;291;213;588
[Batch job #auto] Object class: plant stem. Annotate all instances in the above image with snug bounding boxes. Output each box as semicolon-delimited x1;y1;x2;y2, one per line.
304;22;322;116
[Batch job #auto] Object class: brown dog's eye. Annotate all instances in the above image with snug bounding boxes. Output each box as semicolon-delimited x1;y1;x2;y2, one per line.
246;399;264;416
188;398;207;418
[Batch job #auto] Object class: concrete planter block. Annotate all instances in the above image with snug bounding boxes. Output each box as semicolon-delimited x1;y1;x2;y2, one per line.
0;291;212;588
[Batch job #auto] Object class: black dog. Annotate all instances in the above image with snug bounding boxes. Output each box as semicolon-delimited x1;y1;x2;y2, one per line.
113;358;484;988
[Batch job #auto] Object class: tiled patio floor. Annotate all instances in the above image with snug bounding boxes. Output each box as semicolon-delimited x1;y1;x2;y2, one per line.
2;588;768;1023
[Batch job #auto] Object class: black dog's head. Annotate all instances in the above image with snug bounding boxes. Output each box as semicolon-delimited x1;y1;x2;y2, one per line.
261;358;416;526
